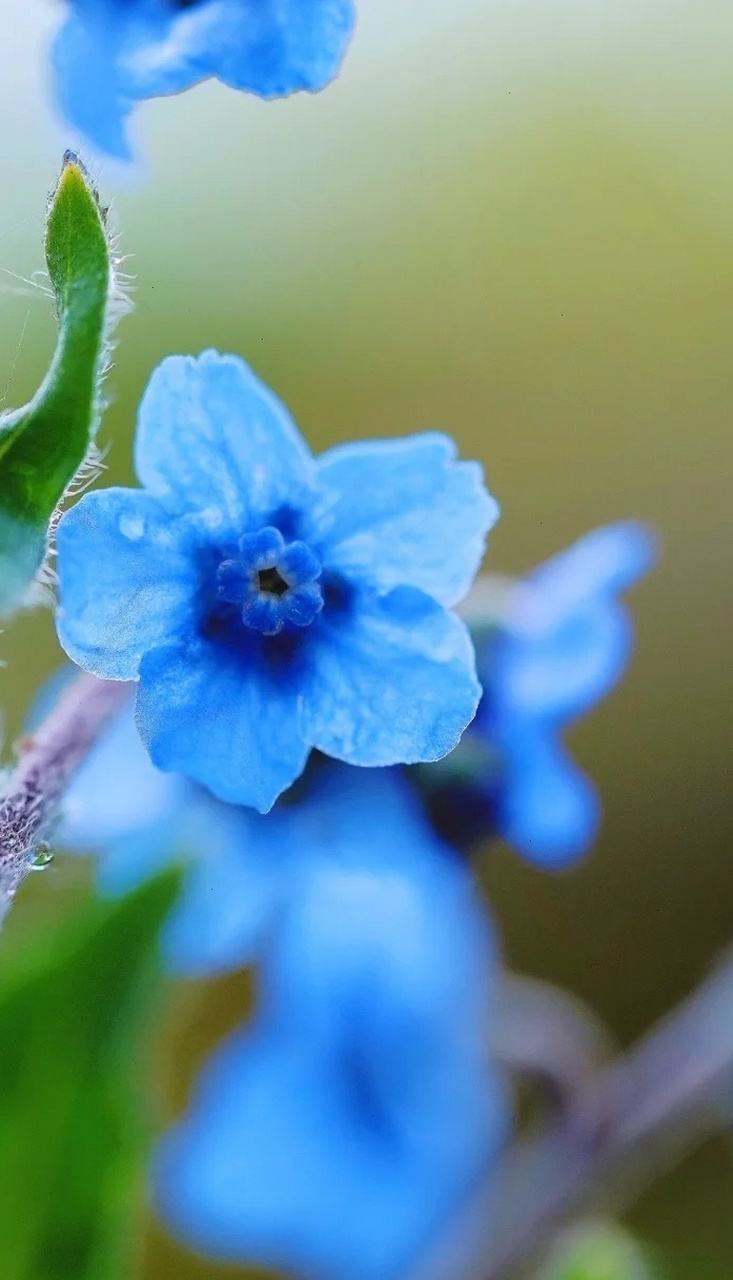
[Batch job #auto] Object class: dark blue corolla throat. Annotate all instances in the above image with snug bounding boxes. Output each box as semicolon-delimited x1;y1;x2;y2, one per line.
114;0;203;9
216;526;324;638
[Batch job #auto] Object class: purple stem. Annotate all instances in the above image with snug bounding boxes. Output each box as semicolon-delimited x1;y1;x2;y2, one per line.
0;673;130;923
416;949;733;1280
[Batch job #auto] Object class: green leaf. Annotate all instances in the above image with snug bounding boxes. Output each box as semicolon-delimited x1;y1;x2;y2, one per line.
0;871;179;1280
0;154;118;614
541;1223;658;1280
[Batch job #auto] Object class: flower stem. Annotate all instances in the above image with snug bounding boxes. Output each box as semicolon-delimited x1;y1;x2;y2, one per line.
423;950;733;1280
0;673;130;924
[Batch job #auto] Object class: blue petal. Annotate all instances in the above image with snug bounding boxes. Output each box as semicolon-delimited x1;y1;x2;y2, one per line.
161;799;299;976
498;726;600;866
494;599;633;724
487;521;655;727
266;775;497;1053
52;4;222;159
197;0;357;97
134;352;315;530
94;820;186;898
57;692;306;972
475;522;656;866
287;765;445;878
309;434;498;606
525;521;657;624
35;671;187;897
111;5;219;100
52;2;356;160
56;488;200;680
303;587;481;767
51;15;134;161
136;635;310;811
166;766;446;977
59;691;188;851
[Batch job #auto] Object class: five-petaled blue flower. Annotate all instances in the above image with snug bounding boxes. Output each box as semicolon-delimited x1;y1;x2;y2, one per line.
155;773;504;1280
476;522;656;865
56;350;498;813
52;0;357;160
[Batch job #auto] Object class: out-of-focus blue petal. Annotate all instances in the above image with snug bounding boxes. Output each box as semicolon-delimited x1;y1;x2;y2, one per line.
161;799;299;976
95;817;186;896
287;765;440;880
34;669;188;895
495;599;632;724
303;587;481;767
60;691;187;849
497;726;600;867
156;1022;500;1280
52;15;133;161
136;634;310;812
477;521;654;865
134;352;315;528
492;521;656;729
267;774;496;1056
526;521;657;624
165;765;457;979
309;434;498;607
155;779;503;1280
56;488;200;681
52;674;302;971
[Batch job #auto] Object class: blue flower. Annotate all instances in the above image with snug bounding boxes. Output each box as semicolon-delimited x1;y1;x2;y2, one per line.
155;775;504;1280
476;522;656;865
56;350;498;813
52;0;357;160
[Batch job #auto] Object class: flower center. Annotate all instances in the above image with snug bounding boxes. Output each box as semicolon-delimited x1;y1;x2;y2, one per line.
257;565;289;598
216;526;324;638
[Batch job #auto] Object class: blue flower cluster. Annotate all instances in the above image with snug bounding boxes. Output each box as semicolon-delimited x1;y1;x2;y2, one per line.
53;0;356;159
52;346;505;1275
51;333;652;1275
39;6;656;1277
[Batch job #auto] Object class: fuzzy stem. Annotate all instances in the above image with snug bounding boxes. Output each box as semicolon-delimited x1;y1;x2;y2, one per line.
0;674;130;924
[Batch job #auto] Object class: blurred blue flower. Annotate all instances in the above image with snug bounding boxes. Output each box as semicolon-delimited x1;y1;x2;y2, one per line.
155;773;503;1280
56;351;497;813
477;522;656;866
52;0;357;160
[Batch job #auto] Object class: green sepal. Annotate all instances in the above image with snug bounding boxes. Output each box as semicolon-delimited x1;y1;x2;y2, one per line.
540;1224;658;1280
0;870;180;1280
0;154;116;614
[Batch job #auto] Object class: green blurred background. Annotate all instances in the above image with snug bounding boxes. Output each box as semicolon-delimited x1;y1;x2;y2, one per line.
1;0;732;1275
